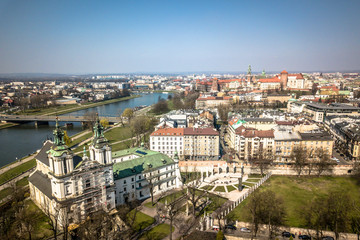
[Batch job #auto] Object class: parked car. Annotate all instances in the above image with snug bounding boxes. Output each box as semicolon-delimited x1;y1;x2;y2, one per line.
282;231;295;238
240;227;251;233
299;235;311;239
225;224;237;230
322;237;334;240
212;225;219;231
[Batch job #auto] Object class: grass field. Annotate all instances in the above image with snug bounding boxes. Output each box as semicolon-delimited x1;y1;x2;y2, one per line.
227;185;237;192
127;210;155;232
0;159;36;185
140;223;174;240
201;185;214;191
227;175;360;228
214;186;226;192
104;126;133;143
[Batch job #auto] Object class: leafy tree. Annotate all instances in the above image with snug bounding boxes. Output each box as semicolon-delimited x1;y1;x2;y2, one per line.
217;104;231;122
152;99;169;114
63;130;72;146
100;118;109;128
122;108;134;121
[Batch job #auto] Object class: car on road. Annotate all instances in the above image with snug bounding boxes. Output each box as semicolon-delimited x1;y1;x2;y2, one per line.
240;227;251;233
282;231;295;238
225;224;237;230
322;237;334;240
299;235;311;239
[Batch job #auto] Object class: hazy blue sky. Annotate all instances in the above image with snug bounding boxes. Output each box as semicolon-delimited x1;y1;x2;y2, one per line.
0;0;359;74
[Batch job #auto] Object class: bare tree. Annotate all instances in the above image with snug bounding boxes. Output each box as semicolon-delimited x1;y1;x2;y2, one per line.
84;111;98;129
246;189;285;240
314;148;333;176
44;203;59;240
291;146;307;176
16;207;36;240
156;194;183;240
250;149;273;176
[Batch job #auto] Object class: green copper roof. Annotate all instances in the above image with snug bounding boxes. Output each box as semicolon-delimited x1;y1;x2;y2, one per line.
112;147;158;158
47;148;70;157
112;148;175;180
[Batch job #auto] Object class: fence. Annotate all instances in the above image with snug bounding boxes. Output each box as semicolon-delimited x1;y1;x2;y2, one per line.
201;172;272;230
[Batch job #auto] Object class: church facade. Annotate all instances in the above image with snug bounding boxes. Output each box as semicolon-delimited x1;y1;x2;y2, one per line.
29;117;182;227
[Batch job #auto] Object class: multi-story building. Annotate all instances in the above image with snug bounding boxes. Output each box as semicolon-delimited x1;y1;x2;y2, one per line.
183;128;220;160
150;128;185;157
299;131;334;159
232;126;275;161
29;118;116;226
150;127;220;160
30;117;182;227
195;96;233;109
274;130;302;163
288;101;360;122
112;146;182;205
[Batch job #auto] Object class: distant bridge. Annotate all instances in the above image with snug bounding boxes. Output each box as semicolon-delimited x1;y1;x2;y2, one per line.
0;114;121;125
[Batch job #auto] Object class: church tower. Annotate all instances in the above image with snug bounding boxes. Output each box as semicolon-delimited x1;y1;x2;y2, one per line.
89;114;112;165
48;117;74;177
246;64;252;82
280;70;288;90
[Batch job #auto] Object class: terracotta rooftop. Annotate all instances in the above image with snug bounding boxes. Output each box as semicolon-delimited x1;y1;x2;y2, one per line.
184;127;219;136
151;128;184;136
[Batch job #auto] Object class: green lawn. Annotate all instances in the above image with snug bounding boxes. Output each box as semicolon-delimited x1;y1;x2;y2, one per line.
0;159;36;185
0;187;12;201
140;223;174;240
0;123;18;129
201;185;214;191
227;176;360;228
245;178;260;183
248;174;263;178
214;186;226;192
227;185;237;192
243;182;256;187
69;132;93;147
25;200;53;239
127;210;155;232
104;126;133;143
111;140;133;152
203;193;228;214
16;176;29;187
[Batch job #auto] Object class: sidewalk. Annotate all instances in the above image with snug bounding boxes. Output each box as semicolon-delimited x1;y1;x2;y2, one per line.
0;154;35;175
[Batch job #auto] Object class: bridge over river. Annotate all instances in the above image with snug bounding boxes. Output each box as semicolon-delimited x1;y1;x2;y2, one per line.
0;114;121;126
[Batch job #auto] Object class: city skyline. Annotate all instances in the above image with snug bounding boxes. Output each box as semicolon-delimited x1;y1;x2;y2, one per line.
0;0;359;74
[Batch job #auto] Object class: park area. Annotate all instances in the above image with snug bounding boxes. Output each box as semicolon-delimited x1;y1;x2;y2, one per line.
227;175;360;228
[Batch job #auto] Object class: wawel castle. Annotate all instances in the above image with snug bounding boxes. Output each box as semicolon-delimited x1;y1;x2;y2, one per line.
29;117;182;226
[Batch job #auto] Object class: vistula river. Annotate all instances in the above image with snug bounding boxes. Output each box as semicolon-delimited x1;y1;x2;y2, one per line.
0;92;170;167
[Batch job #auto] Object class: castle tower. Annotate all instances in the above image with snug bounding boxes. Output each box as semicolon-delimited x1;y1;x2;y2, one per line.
89;114;112;165
280;70;288;90
48;117;74;176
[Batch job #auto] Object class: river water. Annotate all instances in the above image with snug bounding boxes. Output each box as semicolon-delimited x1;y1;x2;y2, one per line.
0;92;170;167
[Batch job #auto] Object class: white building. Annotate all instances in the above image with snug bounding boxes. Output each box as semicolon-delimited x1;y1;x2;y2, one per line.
29;117;182;227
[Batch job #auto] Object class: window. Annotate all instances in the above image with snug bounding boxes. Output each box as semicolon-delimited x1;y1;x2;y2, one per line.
124;180;126;184
131;178;134;182
124;187;127;192
132;185;135;189
85;179;91;188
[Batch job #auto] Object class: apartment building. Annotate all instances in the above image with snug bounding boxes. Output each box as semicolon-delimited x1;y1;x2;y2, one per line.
150;127;220;160
183;128;220;160
233;126;275;161
150;128;184;158
299;131;334;159
274;130;302;163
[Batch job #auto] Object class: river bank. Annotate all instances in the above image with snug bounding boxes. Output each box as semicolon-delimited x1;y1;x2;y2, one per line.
0;92;171;167
12;94;141;116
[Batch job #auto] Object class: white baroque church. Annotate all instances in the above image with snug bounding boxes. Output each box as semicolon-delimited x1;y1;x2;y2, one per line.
29;117;182;227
